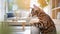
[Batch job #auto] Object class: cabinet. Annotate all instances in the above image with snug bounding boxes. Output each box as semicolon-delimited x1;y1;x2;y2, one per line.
51;0;60;19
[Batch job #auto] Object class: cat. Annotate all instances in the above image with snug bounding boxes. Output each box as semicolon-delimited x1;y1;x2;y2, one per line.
31;5;57;34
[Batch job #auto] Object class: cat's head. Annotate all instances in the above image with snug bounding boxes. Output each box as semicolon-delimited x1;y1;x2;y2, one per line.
31;5;43;17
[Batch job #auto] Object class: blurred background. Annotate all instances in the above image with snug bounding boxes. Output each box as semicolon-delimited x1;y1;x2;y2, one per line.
0;0;60;34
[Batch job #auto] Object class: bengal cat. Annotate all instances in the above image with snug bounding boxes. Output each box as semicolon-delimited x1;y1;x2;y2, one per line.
31;5;57;34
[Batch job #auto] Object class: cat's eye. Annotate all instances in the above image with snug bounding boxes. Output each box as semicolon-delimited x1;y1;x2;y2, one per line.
35;10;38;14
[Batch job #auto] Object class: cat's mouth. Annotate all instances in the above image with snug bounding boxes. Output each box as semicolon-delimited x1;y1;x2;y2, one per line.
32;14;37;17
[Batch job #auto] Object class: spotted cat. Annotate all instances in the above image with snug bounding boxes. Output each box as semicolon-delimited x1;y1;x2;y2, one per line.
31;5;57;34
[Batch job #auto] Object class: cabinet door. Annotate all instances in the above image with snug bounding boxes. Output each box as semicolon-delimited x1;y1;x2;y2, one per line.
51;0;60;19
52;9;60;19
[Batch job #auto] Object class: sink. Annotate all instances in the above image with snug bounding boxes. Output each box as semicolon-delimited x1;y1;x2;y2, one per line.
9;26;31;34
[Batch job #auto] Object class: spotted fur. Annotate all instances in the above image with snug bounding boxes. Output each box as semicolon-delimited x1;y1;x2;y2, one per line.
31;5;57;34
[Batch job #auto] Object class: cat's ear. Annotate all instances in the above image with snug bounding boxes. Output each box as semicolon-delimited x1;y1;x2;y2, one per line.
33;5;38;8
33;5;39;9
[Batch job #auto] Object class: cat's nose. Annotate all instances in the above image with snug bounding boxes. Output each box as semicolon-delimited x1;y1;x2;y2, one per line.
32;15;34;17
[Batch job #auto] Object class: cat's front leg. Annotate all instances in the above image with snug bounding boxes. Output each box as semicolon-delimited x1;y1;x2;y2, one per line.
32;22;43;29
